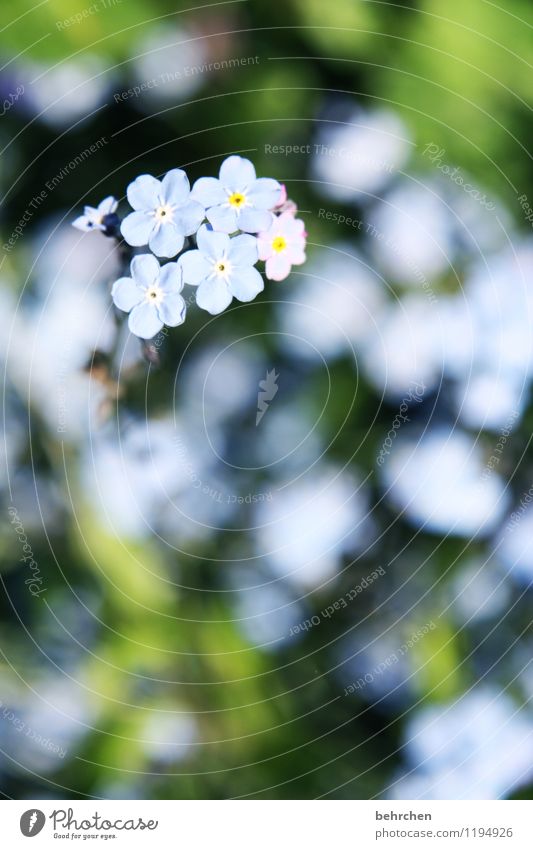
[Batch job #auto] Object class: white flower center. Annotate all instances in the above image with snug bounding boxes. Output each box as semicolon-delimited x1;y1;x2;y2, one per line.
145;284;163;305
87;212;103;227
213;257;231;279
154;204;174;223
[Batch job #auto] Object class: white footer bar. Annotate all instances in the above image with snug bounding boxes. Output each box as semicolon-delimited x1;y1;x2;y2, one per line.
1;800;532;847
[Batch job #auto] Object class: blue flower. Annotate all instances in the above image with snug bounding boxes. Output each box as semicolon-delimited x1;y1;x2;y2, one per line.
72;196;118;232
111;254;186;339
191;156;282;234
120;170;205;258
178;224;263;314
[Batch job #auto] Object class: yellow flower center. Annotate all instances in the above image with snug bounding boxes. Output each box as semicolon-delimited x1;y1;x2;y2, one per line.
228;192;246;208
272;236;287;253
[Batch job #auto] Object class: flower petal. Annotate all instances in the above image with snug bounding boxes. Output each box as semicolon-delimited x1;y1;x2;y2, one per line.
148;223;184;258
281;212;306;235
276;184;288;207
111;277;144;312
265;253;292;281
206;205;238;234
219;155;256;190
127;174;162;210
196;277;233;314
161;169;190;205
173;199;206;236
228;266;264;301
121;211;154;246
196;224;230;259
286;246;306;265
248;178;282;210
256;234;272;261
178;249;212;286
130;254;160;288
191;176;226;207
158;261;183;293
72;215;98;232
228;233;258;266
98;195;118;215
157;293;187;327
128;302;163;339
237;208;273;233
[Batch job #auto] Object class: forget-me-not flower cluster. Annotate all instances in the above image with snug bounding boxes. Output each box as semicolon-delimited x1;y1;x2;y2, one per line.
72;156;307;339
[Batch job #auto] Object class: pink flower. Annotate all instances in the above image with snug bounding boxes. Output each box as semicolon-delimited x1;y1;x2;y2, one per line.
257;212;307;281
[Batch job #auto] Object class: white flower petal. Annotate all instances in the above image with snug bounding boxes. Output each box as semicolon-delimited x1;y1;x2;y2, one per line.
72;215;98;232
121;211;154;246
191;176;226;207
206;205;238;233
196;224;230;259
237;208;273;233
158;261;183;293
228;233;258;266
248;178;282;210
111;277;144;312
178;250;212;286
219;155;256;190
157;293;186;327
98;196;118;215
173;199;205;236
127;174;162;210
256;233;272;261
128;302;164;339
228;266;264;302
131;254;160;288
148;223;184;258
161;169;190;205
196;277;233;314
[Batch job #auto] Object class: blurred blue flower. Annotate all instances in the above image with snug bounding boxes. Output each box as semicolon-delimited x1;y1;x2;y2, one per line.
8;222;119;439
449;557;511;624
497;504;533;587
453;369;526;432
254;464;371;591
178;223;263;314
72;196;118;232
391;688;533;799
371;181;455;284
311;106;411;202
121;169;205;257
229;569;304;652
133;25;208;105
380;426;509;538
191;155;281;233
278;243;386;362
112;254;186;339
2;677;95;775
21;55;109;128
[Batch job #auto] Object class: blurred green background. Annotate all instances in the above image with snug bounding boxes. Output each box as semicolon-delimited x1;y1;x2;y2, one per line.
1;0;533;800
